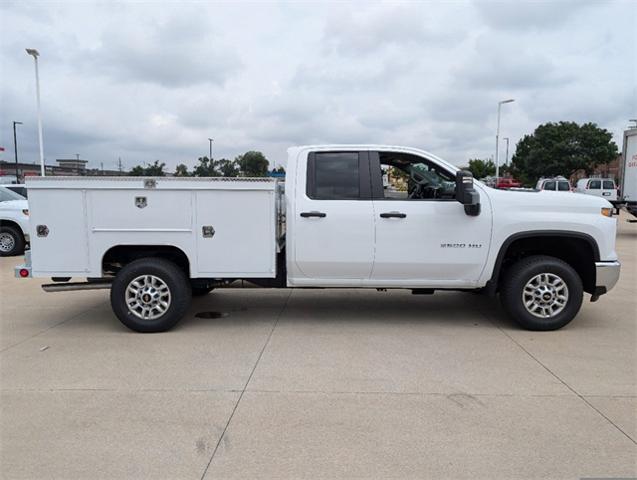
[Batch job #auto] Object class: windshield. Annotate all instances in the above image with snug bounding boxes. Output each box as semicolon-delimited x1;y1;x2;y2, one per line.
0;186;25;202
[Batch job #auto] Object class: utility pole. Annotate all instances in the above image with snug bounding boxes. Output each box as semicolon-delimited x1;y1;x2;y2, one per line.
208;138;213;161
100;162;104;175
12;121;23;182
503;137;510;167
26;48;45;176
118;157;123;174
495;99;514;182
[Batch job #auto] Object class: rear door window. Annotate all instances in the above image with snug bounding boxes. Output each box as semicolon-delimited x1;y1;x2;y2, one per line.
588;180;601;189
543;181;556;190
307;152;369;200
603;180;615;189
558;181;570;191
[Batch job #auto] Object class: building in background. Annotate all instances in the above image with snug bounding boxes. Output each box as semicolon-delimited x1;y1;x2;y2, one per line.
0;158;123;181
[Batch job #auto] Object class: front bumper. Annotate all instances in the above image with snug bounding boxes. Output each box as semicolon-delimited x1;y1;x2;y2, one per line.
594;260;621;295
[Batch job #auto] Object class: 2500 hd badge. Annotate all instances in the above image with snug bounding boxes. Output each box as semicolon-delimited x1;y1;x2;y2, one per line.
440;243;483;248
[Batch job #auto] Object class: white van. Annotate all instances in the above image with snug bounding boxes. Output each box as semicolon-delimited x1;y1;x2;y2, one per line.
536;177;572;192
575;178;618;201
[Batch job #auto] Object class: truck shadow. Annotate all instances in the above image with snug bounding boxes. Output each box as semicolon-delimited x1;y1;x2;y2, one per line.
185;289;505;330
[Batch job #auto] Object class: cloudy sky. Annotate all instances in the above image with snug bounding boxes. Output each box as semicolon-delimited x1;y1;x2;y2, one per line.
1;0;635;172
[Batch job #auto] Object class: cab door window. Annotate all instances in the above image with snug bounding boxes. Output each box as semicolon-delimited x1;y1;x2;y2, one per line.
369;151;455;200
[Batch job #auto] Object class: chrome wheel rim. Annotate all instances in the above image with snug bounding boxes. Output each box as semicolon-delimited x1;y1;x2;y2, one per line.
0;233;15;253
125;275;171;320
523;273;569;319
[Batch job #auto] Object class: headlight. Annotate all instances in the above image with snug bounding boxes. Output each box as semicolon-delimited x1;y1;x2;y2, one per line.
22;209;29;216
601;207;613;217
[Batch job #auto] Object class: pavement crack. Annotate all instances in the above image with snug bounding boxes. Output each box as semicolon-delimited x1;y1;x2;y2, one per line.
479;309;637;446
0;302;107;354
199;288;293;480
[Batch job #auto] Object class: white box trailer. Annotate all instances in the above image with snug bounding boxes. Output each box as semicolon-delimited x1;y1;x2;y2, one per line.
26;177;282;279
619;128;637;218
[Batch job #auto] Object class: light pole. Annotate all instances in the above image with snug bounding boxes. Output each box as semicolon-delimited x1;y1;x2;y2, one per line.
495;98;514;182
12;121;23;182
503;137;510;168
208;138;213;161
26;48;45;176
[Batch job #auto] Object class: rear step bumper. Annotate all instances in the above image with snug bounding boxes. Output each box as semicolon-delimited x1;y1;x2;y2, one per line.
42;281;112;292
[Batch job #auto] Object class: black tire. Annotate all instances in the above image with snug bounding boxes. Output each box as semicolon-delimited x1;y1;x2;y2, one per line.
110;257;191;333
500;255;583;331
191;285;215;296
0;225;25;257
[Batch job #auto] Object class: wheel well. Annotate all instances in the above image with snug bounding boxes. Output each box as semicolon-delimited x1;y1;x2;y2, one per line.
0;220;24;238
102;245;190;277
493;234;597;294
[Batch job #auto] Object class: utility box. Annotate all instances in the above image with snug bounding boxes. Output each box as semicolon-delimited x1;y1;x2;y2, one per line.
25;177;279;278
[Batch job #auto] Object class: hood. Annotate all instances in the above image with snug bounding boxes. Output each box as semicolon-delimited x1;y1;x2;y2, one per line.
483;186;612;213
0;199;29;211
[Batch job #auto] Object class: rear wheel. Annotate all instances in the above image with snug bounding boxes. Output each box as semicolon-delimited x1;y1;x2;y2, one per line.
0;226;24;257
110;258;191;332
500;255;583;331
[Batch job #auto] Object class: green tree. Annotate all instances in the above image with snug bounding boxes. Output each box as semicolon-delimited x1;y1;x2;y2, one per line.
217;158;239;177
174;163;190;177
465;158;495;179
129;160;166;176
236;151;269;177
511;121;618;186
193;156;219;177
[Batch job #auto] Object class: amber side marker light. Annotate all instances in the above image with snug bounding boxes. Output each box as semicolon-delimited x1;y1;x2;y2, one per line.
601;207;613;217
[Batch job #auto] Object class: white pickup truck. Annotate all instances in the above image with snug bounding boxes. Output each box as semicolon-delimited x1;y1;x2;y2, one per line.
15;145;620;332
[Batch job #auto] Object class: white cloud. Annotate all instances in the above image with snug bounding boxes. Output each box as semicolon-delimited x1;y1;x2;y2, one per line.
0;0;634;173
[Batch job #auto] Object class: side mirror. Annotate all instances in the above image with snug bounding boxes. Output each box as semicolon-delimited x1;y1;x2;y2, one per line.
456;170;481;216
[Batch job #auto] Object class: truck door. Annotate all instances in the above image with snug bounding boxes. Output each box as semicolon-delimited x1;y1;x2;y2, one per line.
291;151;375;281
369;151;491;284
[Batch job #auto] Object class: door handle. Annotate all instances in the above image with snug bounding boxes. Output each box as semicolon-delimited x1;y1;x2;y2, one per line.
380;211;406;218
300;211;327;218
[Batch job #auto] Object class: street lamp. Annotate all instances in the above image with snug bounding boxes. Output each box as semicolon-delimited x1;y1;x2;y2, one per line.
495;98;514;182
208;138;213;160
12;121;23;182
26;48;45;176
503;137;510;167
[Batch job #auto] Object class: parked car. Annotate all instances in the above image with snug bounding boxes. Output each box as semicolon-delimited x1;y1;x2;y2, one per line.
16;145;620;333
536;177;572;192
0;186;30;256
575;178;618;201
495;177;522;189
0;184;27;198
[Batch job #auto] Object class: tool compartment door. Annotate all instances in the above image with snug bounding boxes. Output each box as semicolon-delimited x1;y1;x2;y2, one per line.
195;189;276;277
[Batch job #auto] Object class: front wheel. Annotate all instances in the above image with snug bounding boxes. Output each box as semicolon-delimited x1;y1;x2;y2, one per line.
110;258;191;332
500;255;583;331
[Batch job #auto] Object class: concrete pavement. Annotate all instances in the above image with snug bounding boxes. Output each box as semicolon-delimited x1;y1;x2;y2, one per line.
1;214;635;479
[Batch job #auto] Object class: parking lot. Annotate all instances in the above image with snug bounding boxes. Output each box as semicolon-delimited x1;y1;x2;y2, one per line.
0;215;635;479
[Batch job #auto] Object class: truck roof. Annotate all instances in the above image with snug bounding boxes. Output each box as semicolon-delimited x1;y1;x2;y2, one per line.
287;144;460;172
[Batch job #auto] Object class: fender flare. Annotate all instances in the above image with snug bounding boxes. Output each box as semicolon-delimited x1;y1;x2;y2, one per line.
484;230;600;295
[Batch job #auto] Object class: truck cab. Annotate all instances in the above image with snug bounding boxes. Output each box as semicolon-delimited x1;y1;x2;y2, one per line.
16;145;620;333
